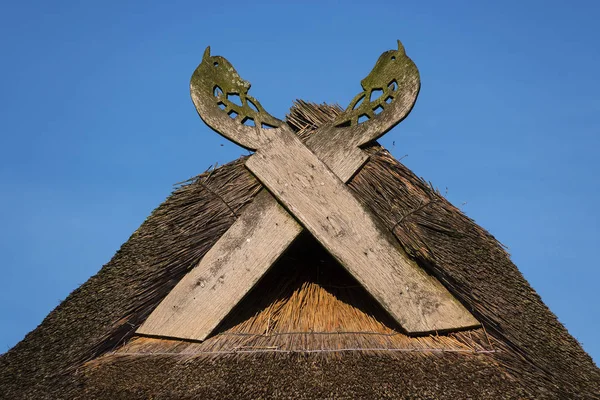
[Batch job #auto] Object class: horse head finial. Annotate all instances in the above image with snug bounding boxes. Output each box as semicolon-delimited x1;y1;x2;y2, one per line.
190;40;419;151
332;39;420;141
190;48;283;150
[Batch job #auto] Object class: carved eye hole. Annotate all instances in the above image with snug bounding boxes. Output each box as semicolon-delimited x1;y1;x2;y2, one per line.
391;56;396;61
213;61;219;67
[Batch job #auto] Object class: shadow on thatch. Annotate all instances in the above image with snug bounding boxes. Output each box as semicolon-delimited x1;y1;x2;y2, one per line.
213;231;402;336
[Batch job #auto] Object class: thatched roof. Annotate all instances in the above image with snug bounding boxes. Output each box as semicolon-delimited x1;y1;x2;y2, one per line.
1;102;598;399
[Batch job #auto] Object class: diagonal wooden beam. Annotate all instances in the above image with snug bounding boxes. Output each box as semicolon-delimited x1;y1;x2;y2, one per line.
138;124;478;341
138;42;479;342
137;188;301;341
246;128;479;334
137;131;368;341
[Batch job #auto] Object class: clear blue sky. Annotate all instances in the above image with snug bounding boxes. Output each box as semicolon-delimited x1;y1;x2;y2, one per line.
1;1;598;364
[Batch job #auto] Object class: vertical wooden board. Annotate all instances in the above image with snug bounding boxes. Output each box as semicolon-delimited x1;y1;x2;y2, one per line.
246;130;479;333
137;189;302;341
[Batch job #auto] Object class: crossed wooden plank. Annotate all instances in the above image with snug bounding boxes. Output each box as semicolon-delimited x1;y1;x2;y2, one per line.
137;42;479;341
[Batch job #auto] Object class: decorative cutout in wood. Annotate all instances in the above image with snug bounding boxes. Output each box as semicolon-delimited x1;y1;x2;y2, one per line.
137;41;479;342
334;41;413;128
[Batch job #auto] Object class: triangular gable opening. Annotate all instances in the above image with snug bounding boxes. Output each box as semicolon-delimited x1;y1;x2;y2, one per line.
115;232;491;356
213;232;403;336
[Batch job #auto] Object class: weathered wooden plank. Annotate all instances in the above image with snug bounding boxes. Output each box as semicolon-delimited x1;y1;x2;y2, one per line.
138;41;477;342
137;125;368;341
246;129;479;333
139;123;477;340
137;189;302;340
307;128;368;183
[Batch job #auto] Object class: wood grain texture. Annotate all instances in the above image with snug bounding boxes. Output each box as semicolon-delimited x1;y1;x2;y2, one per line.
246;129;479;333
137;189;302;340
139;123;477;340
306;126;368;183
137;125;367;341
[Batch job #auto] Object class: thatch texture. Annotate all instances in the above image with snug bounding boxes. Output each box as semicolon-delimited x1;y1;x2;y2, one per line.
91;233;497;358
1;102;598;399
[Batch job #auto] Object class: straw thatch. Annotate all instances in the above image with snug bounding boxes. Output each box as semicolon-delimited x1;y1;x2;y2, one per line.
1;102;598;399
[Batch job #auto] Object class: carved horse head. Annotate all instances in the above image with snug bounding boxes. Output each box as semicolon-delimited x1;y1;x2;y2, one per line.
190;47;282;150
333;40;420;131
190;41;420;151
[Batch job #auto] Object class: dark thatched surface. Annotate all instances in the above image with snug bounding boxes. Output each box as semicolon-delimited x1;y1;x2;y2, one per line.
82;353;525;399
1;102;599;399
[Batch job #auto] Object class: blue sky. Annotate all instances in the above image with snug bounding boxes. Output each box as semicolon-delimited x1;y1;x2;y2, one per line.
1;1;598;364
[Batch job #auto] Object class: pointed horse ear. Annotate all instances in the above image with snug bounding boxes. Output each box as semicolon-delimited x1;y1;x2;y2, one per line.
397;40;406;54
203;46;211;61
